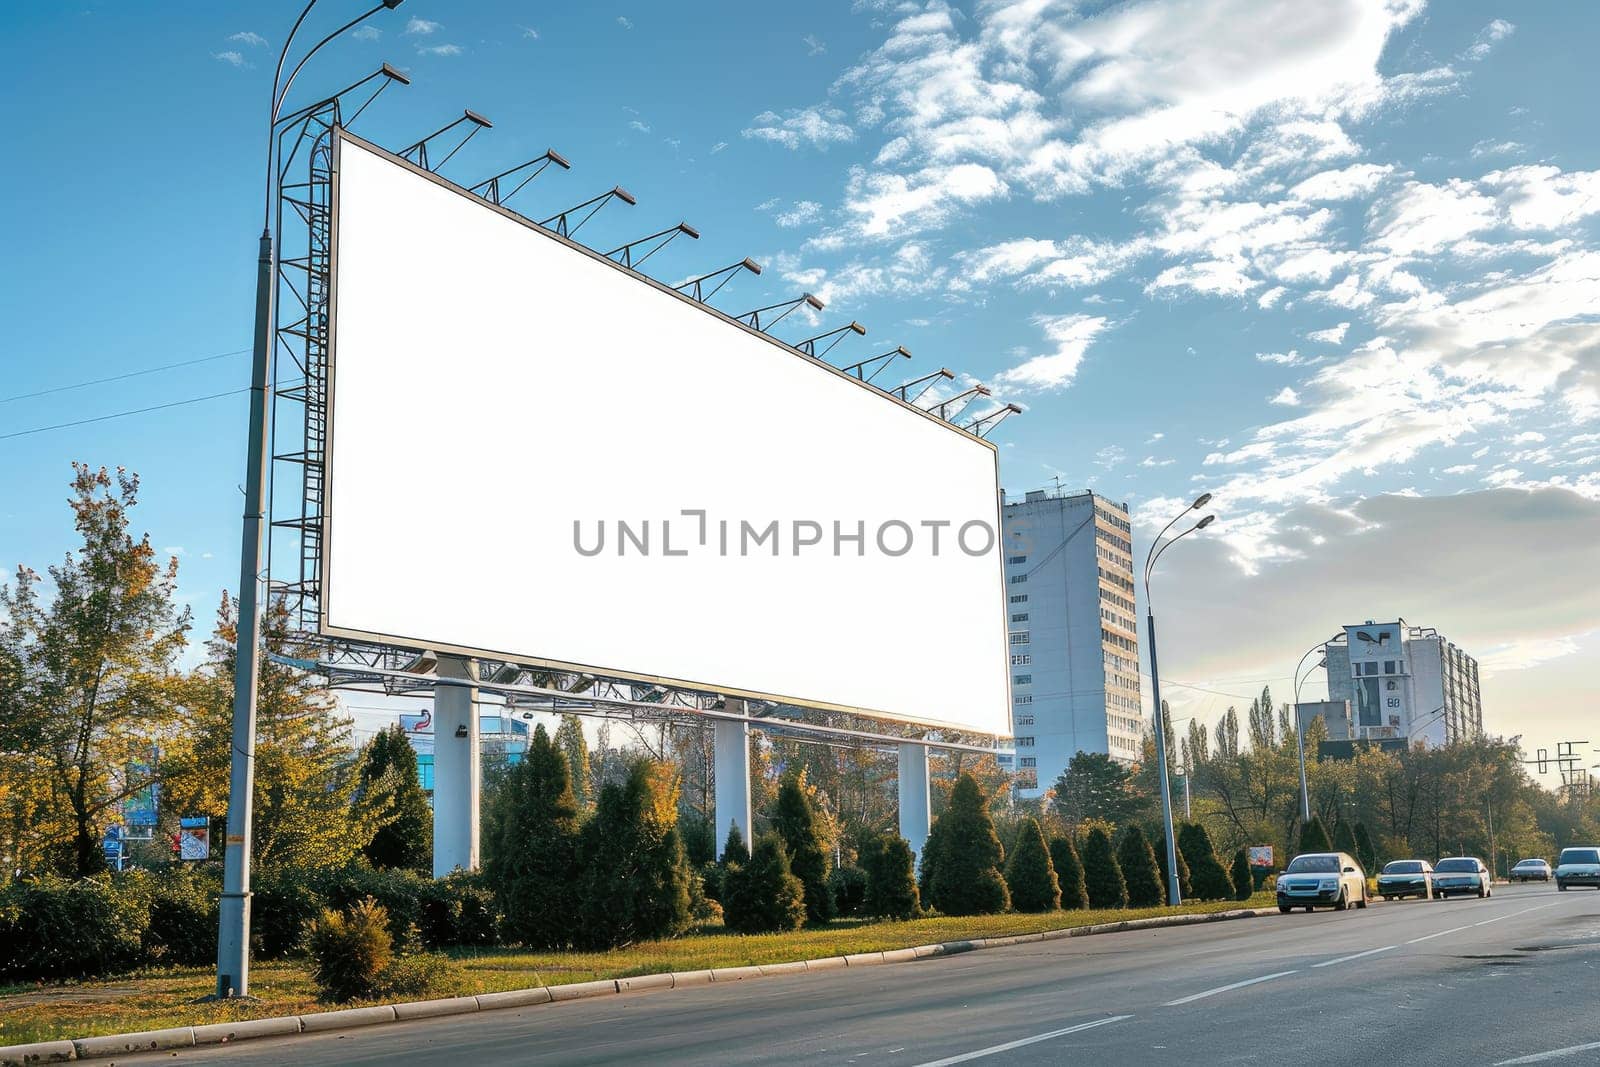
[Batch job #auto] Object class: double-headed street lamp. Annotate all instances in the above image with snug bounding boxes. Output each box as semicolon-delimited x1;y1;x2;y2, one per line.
1144;493;1215;907
1291;638;1339;823
217;0;406;1001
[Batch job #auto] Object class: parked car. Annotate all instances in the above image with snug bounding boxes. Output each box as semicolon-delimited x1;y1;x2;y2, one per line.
1554;847;1600;891
1510;858;1551;882
1377;859;1435;900
1433;856;1491;898
1276;851;1369;912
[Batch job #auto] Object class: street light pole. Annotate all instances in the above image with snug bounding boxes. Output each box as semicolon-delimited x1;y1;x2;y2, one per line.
1143;494;1215;907
215;0;403;1000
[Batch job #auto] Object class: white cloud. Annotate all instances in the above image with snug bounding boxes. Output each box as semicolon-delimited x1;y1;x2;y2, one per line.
227;31;267;48
775;201;823;228
417;44;464;57
1269;386;1301;406
839;162;1006;239
404;17;439;36
616;16;634;30
992;314;1109;391
1258;286;1288;309
803;34;826;56
1372;179;1500;255
1290;163;1394;202
742;106;855;151
212;51;246;68
710;141;728;154
1307;322;1351;344
1462;18;1514;62
521;26;540;40
1148;258;1257;297
1482;165;1600;231
628;119;651;133
353;25;381;41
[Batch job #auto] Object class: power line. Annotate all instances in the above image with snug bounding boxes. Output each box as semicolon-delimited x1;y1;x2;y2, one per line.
0;347;248;405
0;387;250;442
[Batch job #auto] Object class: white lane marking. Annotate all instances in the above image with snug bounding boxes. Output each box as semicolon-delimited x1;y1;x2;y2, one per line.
1495;1040;1600;1064
1312;945;1396;968
1163;971;1296;1007
1407;924;1475;944
908;1016;1133;1067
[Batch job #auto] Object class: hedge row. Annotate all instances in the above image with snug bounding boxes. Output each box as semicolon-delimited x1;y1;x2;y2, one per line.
0;861;499;982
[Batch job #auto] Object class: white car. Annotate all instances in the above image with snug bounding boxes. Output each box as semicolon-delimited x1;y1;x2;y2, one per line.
1555;846;1600;891
1276;851;1369;912
1433;856;1491;898
1510;858;1551;882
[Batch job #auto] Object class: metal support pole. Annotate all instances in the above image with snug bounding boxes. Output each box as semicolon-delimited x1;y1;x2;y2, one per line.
1147;611;1182;906
215;229;274;999
898;743;930;864
713;704;751;859
1182;771;1191;820
1295;707;1311;823
432;656;480;877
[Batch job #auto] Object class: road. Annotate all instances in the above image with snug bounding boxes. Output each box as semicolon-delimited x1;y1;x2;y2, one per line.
121;883;1599;1066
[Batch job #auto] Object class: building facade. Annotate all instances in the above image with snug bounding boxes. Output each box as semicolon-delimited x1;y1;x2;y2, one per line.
1322;620;1483;747
998;488;1142;796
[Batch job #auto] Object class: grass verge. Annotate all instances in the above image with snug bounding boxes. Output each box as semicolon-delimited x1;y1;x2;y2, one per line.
0;892;1273;1046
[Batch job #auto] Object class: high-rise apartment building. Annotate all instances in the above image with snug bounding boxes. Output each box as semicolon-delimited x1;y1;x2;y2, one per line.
999;488;1142;796
1320;620;1483;747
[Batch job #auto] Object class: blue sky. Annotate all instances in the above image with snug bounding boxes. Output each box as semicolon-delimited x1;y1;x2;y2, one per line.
2;1;1597;774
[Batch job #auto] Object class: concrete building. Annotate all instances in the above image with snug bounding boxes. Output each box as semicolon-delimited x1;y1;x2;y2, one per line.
1321;620;1483;747
997;487;1142;796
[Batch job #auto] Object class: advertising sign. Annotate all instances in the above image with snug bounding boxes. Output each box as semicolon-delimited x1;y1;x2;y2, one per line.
1248;845;1274;868
179;816;211;861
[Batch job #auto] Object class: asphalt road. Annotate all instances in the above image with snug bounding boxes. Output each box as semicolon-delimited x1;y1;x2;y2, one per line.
121;883;1600;1066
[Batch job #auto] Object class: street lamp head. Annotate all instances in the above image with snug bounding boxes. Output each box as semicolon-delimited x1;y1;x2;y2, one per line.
383;0;405;9
677;222;701;239
804;293;825;311
1195;513;1216;529
1191;492;1213;510
848;320;867;335
741;256;763;275
379;62;411;85
464;109;493;129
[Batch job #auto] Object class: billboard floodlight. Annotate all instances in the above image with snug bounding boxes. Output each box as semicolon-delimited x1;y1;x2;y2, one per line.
931;383;990;421
379;62;410;85
469;149;571;207
795;320;867;361
892;367;955;405
399;108;494;173
274;62;411;173
738;292;824;332
673;257;762;304
964;402;1023;437
606;221;700;271
840;345;912;385
539;185;636;238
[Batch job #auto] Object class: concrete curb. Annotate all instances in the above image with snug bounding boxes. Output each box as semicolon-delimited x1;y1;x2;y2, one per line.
0;906;1275;1066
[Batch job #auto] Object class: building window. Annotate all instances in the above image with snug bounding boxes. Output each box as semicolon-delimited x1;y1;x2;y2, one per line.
1014;674;1032;685
1363;661;1379;676
1383;660;1396;674
1015;714;1034;726
1014;694;1032;705
1009;594;1028;604
1019;757;1037;768
1011;613;1029;623
1007;555;1027;565
1015;736;1035;747
1009;574;1028;585
1009;631;1030;645
1010;654;1031;666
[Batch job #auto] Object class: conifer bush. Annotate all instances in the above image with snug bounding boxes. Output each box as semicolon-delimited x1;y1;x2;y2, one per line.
925;774;1010;916
1116;825;1164;907
1354;822;1379;875
1005;817;1061;912
483;724;581;948
1153;831;1191;900
771;774;834;924
1178;823;1235;901
1080;827;1127;909
1299;815;1333;854
1333;820;1359;857
721;834;806;934
307;896;393;1002
1048;836;1089;910
1230;848;1254;901
862;833;920;920
574;761;693;948
721;823;751;866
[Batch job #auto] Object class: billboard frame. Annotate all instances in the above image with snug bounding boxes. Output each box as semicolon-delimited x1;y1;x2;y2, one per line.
313;127;1011;737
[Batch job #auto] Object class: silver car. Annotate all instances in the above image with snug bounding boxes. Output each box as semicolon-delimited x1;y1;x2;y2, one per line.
1377;859;1434;900
1555;847;1600;890
1433;856;1491;898
1510;858;1551;882
1276;851;1369;912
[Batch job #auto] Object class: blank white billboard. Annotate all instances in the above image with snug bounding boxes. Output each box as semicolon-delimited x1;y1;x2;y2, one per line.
324;131;1009;735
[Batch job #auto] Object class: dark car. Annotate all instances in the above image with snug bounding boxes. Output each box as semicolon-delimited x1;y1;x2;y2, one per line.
1377;859;1434;900
1433;856;1491;898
